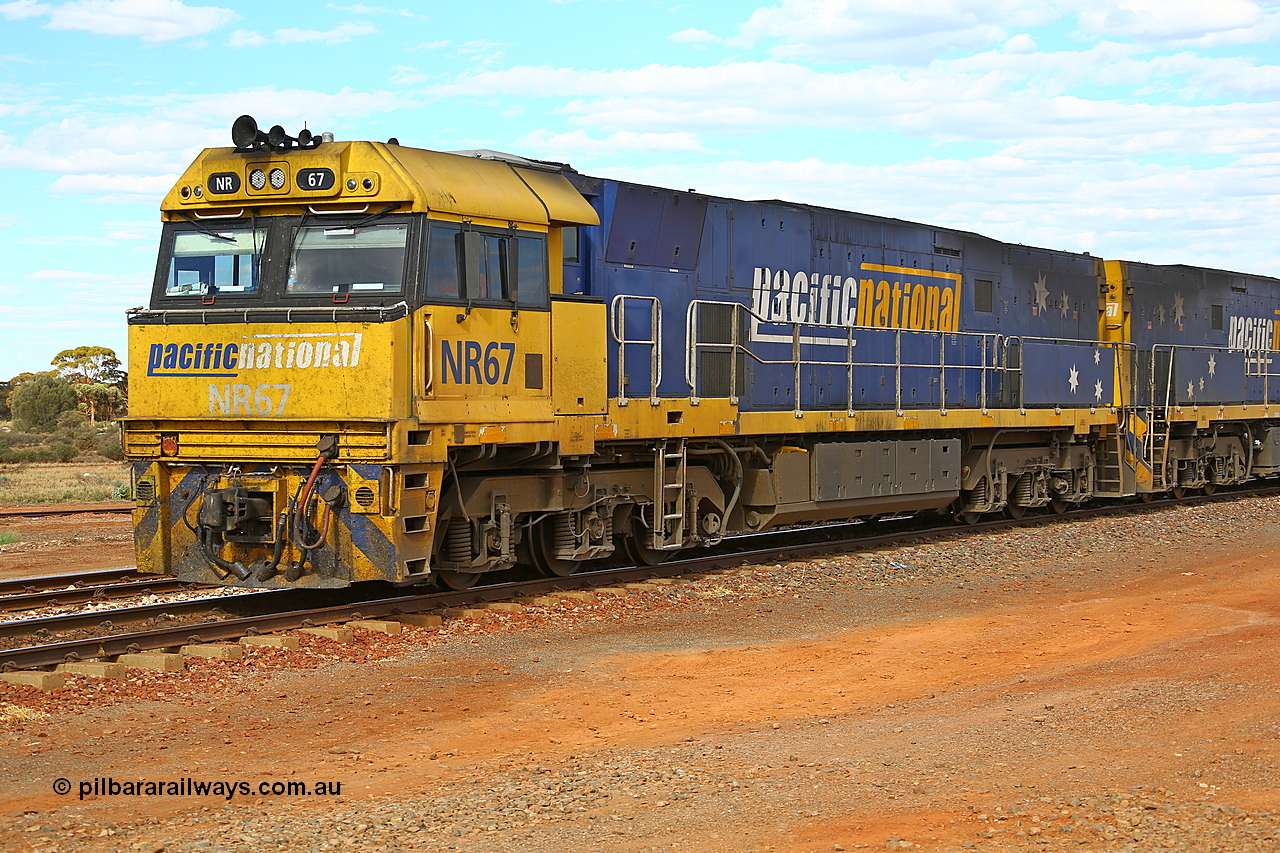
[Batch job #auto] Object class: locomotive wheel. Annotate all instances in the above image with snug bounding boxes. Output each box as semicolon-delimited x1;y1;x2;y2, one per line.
1139;492;1154;503
1203;483;1217;496
1050;498;1070;514
439;570;480;590
1004;503;1027;519
958;511;983;525
530;520;578;578
615;505;666;567
1171;485;1188;499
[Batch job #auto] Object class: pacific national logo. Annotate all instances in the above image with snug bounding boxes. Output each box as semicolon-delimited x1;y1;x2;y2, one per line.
1227;315;1277;351
146;333;363;377
750;263;961;335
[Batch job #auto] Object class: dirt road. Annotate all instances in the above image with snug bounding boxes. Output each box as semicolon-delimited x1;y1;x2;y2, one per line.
0;497;1277;851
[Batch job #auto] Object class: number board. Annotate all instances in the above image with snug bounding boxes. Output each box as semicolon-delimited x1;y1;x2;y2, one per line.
207;172;241;194
296;168;336;191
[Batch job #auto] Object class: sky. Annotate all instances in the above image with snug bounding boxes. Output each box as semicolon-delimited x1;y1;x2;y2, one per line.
3;0;1280;379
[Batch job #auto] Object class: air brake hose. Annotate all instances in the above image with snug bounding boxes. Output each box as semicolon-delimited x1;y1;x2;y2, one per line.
293;436;339;551
197;526;251;580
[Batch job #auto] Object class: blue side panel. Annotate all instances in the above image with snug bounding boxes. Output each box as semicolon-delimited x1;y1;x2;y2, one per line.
1019;341;1116;407
1167;348;1268;405
582;175;1110;414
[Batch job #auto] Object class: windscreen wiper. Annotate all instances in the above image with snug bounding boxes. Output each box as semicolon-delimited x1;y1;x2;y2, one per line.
178;212;238;242
352;203;402;228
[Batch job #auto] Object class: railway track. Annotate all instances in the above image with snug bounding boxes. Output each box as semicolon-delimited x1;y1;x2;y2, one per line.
0;504;133;520
2;482;1277;673
0;567;148;598
0;577;196;613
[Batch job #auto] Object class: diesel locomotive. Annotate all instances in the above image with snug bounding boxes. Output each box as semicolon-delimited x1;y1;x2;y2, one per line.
122;116;1280;589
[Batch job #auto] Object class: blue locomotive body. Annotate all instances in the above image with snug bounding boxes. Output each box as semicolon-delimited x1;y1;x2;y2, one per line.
569;177;1115;414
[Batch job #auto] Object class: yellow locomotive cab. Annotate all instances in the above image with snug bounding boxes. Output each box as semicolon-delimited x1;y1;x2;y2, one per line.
125;117;600;588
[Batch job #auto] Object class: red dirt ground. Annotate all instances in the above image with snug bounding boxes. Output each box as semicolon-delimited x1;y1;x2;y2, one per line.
0;504;1277;851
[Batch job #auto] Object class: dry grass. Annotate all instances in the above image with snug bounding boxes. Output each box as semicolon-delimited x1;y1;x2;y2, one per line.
0;704;49;726
0;462;130;506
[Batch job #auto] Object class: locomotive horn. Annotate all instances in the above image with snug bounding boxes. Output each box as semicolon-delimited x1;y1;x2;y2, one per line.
267;124;297;150
297;127;314;147
231;114;267;150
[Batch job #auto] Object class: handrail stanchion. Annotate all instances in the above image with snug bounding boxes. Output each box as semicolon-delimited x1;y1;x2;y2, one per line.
730;303;741;406
847;325;856;417
793;323;803;418
685;301;699;405
650;298;662;406
895;329;903;416
979;334;987;415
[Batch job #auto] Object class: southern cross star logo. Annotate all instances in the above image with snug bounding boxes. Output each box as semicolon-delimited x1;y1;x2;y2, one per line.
1157;305;1166;324
1173;293;1185;325
1060;291;1069;318
1094;349;1101;365
1033;272;1049;314
1094;379;1104;401
1208;354;1216;375
1069;365;1079;392
1187;380;1194;398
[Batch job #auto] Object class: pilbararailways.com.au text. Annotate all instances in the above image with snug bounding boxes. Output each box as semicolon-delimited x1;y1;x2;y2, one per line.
53;777;342;801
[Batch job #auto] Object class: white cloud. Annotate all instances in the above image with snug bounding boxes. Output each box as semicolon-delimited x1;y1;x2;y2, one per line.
228;21;377;47
0;1;50;20
670;28;720;46
45;0;237;42
28;268;144;285
516;128;713;157
105;228;153;241
390;65;429;85
0;116;208;176
1002;33;1037;53
274;22;376;44
434;52;1280;160
150;87;418;127
1073;0;1277;47
733;0;1058;64
227;28;267;48
49;173;178;201
326;3;428;20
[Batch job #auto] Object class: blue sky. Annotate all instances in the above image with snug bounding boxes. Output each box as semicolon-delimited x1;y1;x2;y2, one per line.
3;0;1280;379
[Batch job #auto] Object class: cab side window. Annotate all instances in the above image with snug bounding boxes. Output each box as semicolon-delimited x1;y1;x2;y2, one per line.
426;223;547;308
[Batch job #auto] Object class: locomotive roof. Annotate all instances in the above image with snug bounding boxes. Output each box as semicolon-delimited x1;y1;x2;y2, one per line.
161;140;599;228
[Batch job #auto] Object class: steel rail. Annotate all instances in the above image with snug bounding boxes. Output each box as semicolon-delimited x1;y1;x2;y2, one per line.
0;568;149;598
0;589;290;642
0;578;198;612
0;505;133;519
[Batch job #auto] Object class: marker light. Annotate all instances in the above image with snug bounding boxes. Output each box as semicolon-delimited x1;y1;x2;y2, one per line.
249;169;266;190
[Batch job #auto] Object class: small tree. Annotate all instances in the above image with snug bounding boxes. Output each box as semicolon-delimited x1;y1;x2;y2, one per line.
51;347;128;423
10;373;79;433
78;383;126;423
51;346;125;386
